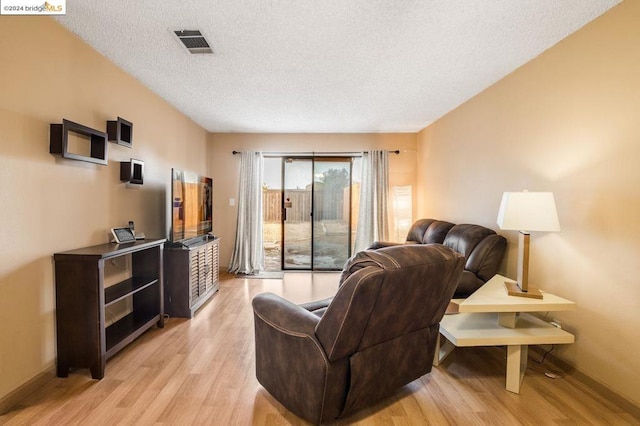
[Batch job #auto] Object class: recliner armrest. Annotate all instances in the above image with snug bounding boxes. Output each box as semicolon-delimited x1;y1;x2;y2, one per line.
300;297;333;315
253;292;336;423
252;292;321;336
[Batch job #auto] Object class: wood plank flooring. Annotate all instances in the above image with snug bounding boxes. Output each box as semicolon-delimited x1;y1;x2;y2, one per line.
1;272;638;425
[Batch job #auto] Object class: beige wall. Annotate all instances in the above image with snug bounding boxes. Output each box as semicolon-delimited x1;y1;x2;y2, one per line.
3;1;637;410
208;133;417;266
0;18;208;401
416;1;639;405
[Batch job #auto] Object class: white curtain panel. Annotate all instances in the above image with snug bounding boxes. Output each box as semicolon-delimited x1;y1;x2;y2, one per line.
354;150;390;253
229;151;264;275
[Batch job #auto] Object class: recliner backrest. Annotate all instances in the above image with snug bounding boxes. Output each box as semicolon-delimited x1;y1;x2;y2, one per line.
315;244;464;362
405;218;455;244
464;234;507;282
422;220;455;244
443;224;495;265
404;219;436;243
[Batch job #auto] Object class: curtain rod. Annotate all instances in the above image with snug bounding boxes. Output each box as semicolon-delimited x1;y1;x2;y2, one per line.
232;150;400;156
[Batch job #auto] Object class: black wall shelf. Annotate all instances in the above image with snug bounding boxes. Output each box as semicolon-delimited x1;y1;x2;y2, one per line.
107;117;133;147
120;158;144;185
50;119;108;165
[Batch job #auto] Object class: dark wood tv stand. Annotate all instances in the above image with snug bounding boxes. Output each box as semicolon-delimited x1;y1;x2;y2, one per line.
164;236;220;318
53;238;165;379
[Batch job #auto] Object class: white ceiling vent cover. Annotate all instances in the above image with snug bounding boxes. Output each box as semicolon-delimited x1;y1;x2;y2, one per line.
174;30;212;54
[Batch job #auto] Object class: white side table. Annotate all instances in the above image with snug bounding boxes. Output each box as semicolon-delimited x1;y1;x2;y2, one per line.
434;274;576;393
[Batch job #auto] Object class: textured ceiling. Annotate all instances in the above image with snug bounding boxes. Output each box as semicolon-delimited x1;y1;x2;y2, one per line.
55;1;620;133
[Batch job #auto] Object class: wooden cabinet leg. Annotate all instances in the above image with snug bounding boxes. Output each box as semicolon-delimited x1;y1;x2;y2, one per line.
90;361;105;380
56;363;69;378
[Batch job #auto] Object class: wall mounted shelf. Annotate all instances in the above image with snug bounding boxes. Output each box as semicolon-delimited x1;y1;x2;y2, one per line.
107;117;133;147
120;158;144;184
50;119;108;165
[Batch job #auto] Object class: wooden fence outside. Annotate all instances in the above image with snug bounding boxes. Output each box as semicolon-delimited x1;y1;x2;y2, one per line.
263;188;354;223
263;190;283;222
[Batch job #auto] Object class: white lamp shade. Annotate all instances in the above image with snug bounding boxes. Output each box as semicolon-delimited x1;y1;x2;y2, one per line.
497;192;561;232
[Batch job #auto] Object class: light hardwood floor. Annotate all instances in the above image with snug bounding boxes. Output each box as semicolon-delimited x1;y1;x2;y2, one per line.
1;272;638;425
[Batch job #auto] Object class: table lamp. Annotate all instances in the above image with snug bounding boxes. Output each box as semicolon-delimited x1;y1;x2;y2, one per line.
497;191;560;299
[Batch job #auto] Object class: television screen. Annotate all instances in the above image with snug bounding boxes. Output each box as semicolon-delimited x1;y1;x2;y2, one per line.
171;169;212;242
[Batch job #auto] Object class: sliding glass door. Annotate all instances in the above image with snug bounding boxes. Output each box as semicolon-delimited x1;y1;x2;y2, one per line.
262;156;356;271
312;158;352;270
283;158;313;269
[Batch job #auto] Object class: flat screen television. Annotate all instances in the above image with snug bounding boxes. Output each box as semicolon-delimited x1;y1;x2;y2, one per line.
170;168;213;243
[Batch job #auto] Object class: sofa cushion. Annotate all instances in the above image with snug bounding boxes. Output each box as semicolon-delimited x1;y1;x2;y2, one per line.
443;224;496;259
405;219;436;243
466;234;508;282
422;220;455;244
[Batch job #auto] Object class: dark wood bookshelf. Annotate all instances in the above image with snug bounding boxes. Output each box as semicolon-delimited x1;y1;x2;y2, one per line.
54;238;165;379
105;312;158;357
105;277;159;306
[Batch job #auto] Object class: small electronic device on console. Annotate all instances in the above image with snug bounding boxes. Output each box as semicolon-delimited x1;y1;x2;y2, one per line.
111;227;136;243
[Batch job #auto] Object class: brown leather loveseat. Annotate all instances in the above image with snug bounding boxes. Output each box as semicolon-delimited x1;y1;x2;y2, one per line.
370;218;507;298
253;244;465;424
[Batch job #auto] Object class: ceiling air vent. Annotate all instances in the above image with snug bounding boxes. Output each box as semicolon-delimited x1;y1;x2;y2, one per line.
174;30;213;54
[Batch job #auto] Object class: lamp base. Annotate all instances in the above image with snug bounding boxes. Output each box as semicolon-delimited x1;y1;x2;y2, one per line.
504;281;543;299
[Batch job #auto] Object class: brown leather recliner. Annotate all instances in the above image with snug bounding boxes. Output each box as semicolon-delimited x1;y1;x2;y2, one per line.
252;244;464;424
370;218;506;298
